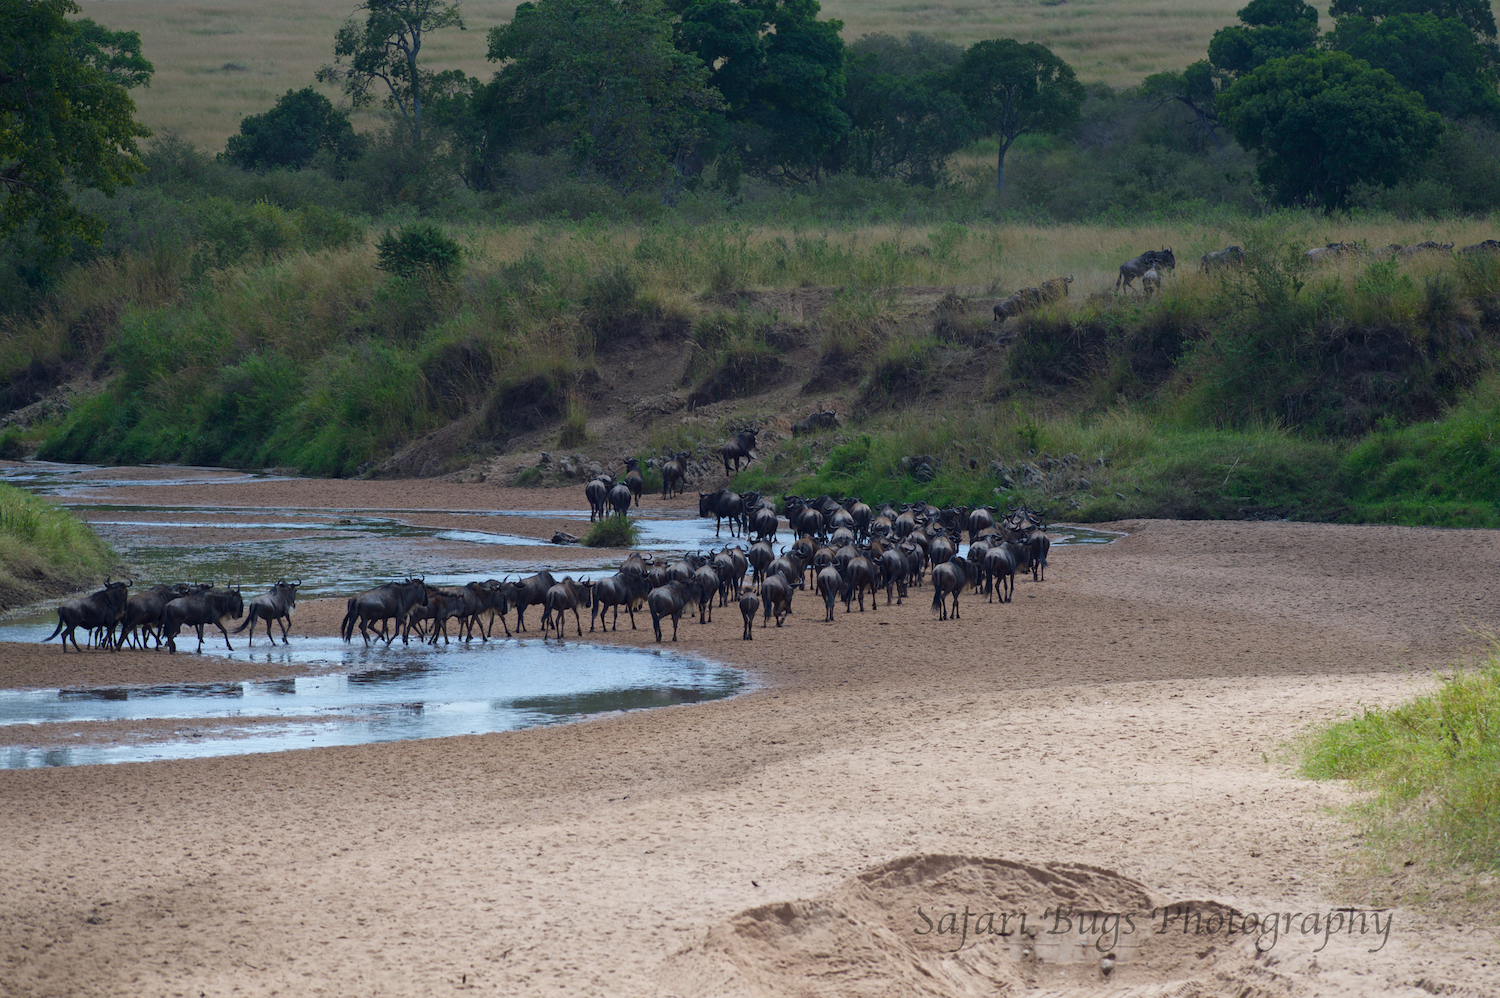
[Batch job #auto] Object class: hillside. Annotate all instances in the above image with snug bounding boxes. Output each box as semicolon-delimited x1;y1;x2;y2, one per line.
6;211;1500;528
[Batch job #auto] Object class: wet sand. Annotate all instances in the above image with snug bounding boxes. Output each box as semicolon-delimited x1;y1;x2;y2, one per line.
3;478;1499;997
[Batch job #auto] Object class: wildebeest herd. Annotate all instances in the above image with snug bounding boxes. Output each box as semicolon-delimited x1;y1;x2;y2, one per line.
43;578;295;654
41;491;1055;653
579;491;1054;642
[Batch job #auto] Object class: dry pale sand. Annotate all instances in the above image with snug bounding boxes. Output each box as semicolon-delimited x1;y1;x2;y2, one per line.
3;478;1499;997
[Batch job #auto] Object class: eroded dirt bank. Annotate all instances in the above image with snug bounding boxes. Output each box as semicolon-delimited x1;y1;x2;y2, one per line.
2;478;1498;997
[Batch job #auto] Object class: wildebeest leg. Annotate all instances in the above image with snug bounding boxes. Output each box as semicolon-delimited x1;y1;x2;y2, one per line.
278;615;290;644
573;606;583;638
671;610;681;641
194;622;207;653
216;620;234;651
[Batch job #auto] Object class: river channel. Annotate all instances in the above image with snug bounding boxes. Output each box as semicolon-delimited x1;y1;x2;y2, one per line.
0;462;1118;767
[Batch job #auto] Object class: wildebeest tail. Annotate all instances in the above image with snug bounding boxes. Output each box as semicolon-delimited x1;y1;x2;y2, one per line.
340;599;356;641
44;615;65;642
931;584;943;611
232;613;254;633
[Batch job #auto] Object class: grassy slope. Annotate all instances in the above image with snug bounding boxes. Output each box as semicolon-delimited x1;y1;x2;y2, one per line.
90;0;1259;149
0;482;117;610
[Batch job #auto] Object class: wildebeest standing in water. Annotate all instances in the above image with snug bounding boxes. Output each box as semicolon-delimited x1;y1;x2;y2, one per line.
341;577;428;645
1116;248;1175;290
163;586;245;654
43;578;131;652
234;579;300;645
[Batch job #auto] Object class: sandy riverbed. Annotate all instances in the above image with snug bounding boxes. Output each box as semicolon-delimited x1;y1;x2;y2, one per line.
2;477;1498;997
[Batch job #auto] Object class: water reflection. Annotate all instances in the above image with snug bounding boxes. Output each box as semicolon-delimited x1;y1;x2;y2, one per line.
0;638;746;768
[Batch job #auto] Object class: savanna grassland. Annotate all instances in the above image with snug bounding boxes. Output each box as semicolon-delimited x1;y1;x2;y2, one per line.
88;0;1270;147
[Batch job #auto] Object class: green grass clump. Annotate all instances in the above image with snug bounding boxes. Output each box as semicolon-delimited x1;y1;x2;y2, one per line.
0;483;117;608
582;516;640;548
1302;649;1500;873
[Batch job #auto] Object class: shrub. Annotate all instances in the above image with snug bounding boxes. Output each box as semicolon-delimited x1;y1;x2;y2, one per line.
583;515;640;548
222;88;364;171
376;224;463;281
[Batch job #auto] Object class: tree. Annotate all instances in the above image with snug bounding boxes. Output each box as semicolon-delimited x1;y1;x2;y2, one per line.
671;0;849;182
316;0;466;143
949;38;1084;193
481;0;722;191
1218;50;1444;209
1327;13;1500;122
1140;60;1230;149
836;34;975;185
1328;0;1497;43
1208;0;1321;75
0;0;152;258
223;88;364;171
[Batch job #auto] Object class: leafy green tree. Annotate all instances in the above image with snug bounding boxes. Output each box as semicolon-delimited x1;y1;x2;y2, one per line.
1208;0;1321;75
1327;13;1500;122
949;38;1084;193
836;34;975;185
223;88;364;171
0;0;152;258
481;0;722;191
1218;50;1444;209
1140;60;1230;149
1328;0;1496;43
316;0;466;143
671;0;849;182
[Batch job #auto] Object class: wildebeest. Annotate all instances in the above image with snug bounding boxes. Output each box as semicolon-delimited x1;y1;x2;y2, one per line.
815;567;843;622
585;478;611;522
540;577;593;641
760;573;794;627
1460;239;1500;254
739;592;759;640
1307;242;1357;262
879;547;909;605
1199;245;1245;272
699;488;743;538
505;571;557;632
842;556;879;612
993;275;1073;321
690;565;722;623
1400;241;1453;256
163;586;245;654
747;540;775;586
1117;248;1175;290
748;505;778;544
624;458;644;506
929;555;977;621
591;571;651;631
115;582;194;649
233;579;300;645
608;481;633;518
647;580;699;642
661;451;689;498
341;577;428;645
984;544;1020;603
718;428;758;476
44;578;131;652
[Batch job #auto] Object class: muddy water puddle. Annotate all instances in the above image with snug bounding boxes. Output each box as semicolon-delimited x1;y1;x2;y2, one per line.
0;636;745;768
